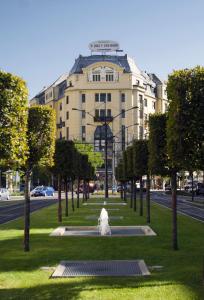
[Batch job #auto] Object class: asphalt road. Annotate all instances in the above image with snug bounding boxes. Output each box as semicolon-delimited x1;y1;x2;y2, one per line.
151;192;204;222
0;198;58;225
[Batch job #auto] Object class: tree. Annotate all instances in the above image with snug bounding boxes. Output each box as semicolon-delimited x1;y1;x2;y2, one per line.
126;146;135;209
24;106;56;251
53;140;75;218
133;140;149;217
0;70;28;169
167;66;204;249
148;114;168;223
115;159;127;200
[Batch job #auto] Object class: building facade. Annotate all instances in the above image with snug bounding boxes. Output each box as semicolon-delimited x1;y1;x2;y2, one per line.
30;42;168;183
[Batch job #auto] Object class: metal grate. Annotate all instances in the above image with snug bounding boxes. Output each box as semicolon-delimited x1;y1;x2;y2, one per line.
51;260;150;277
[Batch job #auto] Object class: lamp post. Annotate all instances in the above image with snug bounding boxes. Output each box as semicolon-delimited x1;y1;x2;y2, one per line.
73;105;138;199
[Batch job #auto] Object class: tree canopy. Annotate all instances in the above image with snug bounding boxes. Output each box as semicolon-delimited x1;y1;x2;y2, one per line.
167;66;204;171
148;113;168;176
74;140;103;170
0;70;28;167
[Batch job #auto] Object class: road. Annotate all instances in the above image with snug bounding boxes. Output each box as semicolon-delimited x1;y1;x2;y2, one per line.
0;198;58;225
151;192;204;222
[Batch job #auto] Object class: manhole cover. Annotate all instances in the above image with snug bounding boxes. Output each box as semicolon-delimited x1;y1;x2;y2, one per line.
51;260;150;277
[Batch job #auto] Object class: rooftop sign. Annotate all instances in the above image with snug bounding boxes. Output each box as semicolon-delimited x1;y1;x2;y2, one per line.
89;40;120;52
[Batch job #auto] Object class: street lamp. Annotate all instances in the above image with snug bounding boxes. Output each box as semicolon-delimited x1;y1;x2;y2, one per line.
73;105;138;199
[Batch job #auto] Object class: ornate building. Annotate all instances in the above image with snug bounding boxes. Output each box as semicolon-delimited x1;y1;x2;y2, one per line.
30;41;168;183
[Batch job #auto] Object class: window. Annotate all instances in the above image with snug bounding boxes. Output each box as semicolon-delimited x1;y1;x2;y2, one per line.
82;126;86;141
95;93;99;102
93;74;100;81
152;101;156;109
95;109;99;117
59;103;62;110
66;127;69;140
66;96;69;104
107;93;111;102
144;98;147;107
66;111;69;120
121;93;125;102
139;94;143;104
60;117;62;124
95;109;111;118
107;109;111;117
139;109;143;119
100;109;105;117
59;132;62;139
100;93;106;102
106;74;114;81
139;126;143;139
82;110;86;118
95;93;111;102
82;94;86;103
121;109;125;118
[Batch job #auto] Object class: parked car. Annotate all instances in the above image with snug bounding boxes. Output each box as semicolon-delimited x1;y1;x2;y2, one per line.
30;186;44;196
0;188;10;200
32;186;55;197
165;184;171;191
75;183;96;194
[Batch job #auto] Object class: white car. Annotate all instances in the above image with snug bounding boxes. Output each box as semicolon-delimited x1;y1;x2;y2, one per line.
0;188;10;200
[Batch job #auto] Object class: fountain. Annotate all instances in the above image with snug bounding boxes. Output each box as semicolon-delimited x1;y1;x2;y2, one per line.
98;208;111;236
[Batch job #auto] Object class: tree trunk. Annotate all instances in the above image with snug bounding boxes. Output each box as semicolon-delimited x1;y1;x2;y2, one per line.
133;179;137;212
24;170;31;252
120;183;123;200
82;179;85;202
124;182;127;202
139;176;143;216
77;177;80;208
71;180;74;211
85;180;90;202
171;169;178;250
65;177;68;217
146;173;151;223
58;174;62;222
130;179;133;208
191;172;194;202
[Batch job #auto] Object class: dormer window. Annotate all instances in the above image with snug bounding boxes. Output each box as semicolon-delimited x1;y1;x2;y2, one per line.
106;73;114;81
93;74;101;81
89;66;118;82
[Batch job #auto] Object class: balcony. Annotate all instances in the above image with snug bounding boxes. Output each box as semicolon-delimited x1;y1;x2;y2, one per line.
57;121;65;129
94;116;113;122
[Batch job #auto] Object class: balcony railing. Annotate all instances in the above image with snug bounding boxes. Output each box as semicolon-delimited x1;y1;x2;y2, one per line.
94;116;113;122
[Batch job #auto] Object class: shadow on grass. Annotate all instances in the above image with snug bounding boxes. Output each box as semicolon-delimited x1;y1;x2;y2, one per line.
0;277;194;300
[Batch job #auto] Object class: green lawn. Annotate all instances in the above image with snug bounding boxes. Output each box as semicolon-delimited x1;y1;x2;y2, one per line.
0;197;203;300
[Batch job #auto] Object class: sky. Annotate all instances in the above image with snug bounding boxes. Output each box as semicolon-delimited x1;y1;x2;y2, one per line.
0;0;203;98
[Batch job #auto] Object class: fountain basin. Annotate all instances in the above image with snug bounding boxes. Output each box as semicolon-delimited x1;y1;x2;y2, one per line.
50;226;156;237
